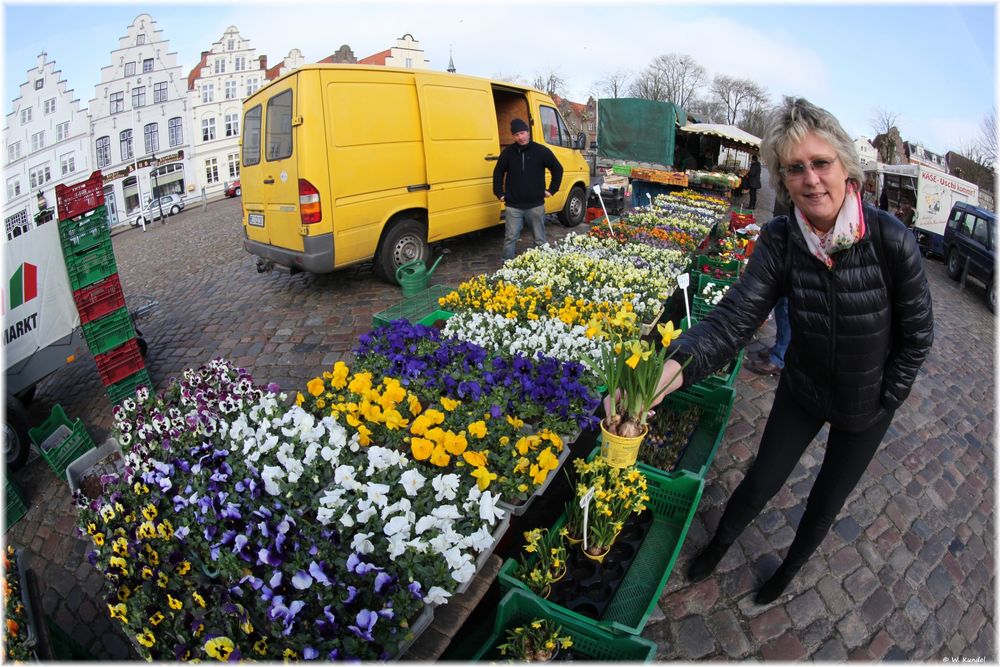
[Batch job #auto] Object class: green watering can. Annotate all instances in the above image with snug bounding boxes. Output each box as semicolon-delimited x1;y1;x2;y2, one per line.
396;255;444;297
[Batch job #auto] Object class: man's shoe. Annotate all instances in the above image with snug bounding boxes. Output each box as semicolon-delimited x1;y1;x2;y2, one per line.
746;357;782;376
752;348;772;363
686;539;730;583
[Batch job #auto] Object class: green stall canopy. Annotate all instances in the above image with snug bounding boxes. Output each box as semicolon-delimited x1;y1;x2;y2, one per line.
597;98;687;166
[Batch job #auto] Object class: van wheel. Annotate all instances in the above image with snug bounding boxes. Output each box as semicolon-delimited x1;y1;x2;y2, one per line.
558;186;587;227
946;248;963;280
4;398;31;472
374;218;430;284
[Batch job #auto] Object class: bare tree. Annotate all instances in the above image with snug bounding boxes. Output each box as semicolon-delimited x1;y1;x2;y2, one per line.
870;108;902;163
591;68;631;99
627;62;668;101
711;75;768;125
738;89;771;139
492;72;527;86
870;107;901;137
531;68;566;97
686;97;725;123
652;53;707;109
976;107;997;168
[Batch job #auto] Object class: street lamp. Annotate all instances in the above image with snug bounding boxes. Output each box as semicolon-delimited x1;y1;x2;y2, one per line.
151;153;164;223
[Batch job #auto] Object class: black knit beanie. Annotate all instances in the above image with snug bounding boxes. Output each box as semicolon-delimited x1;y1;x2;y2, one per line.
510;118;529;134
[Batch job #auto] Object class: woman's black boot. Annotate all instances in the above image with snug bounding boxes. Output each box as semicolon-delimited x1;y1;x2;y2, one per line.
686;537;731;583
754;561;801;604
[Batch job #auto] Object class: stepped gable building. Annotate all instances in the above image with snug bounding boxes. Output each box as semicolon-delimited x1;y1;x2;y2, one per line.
263;49;306;81
359;34;429;68
186;26;270;199
3;53;92;240
89;13;194;226
318;45;358;64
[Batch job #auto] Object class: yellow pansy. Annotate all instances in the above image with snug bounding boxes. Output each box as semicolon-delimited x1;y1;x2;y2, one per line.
407;395;423;417
331;361;350;389
462;450;487;468
443;431;468;456
205;636;235;661
357;424;373;446
537;447;559;471
295;392;305;406
468;421;487;439
136;629;155;648
440;396;460;411
108;603;128;623
429;444;451;467
306;377;326;397
411;437;433;461
471;466;497;491
167;594;182;610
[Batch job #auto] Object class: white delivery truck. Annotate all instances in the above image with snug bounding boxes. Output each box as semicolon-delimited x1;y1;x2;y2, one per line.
3;222;86;470
865;163;980;257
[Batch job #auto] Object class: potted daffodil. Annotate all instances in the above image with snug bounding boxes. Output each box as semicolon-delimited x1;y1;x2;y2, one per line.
584;321;690;467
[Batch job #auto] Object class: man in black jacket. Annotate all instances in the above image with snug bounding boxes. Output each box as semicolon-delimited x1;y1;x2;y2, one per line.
745;154;762;209
493;118;563;260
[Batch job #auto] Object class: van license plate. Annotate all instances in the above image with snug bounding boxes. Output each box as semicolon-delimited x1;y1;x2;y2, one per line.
248;213;264;227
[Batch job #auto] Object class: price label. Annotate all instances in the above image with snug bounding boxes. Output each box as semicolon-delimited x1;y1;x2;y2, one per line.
579;486;595;509
580;486;595;552
677;272;690;290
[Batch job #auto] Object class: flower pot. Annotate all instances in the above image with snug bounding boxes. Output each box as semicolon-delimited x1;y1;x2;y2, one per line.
600;422;647;468
551;566;567;584
582;545;610;563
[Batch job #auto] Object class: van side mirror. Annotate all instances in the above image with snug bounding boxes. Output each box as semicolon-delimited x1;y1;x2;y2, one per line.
575;132;586;149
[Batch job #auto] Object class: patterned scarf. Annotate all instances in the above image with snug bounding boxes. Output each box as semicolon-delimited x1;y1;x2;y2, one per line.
793;184;866;269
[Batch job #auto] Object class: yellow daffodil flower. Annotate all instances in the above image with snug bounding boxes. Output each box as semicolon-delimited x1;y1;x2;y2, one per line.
658;320;682;347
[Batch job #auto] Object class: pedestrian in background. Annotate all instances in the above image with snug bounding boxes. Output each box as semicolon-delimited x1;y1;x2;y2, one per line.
493;118;563;261
647;97;934;604
745;154;762;210
746;295;790;375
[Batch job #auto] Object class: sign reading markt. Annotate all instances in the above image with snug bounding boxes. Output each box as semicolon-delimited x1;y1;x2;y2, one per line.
101;150;185;183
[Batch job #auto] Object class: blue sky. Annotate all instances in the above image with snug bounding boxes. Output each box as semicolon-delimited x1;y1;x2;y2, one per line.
3;2;996;156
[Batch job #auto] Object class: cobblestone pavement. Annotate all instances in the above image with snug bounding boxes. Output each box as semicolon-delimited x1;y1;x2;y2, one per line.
5;196;995;660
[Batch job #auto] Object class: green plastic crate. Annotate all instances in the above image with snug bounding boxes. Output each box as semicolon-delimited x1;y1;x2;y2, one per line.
470;589;658;662
611;164;633;176
692;254;741;278
28;405;96;481
415;310;453;327
64;240;118;291
81;306;135;356
650;382;735;479
498;461;704;636
371;284;455;328
106;369;153;405
57;206;110;256
5;478;28;531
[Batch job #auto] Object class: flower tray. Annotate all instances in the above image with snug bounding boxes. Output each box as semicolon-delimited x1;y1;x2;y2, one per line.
471;588;658;662
66;439;123;498
57;206;111;256
6;478;28;531
371;284;455;328
638;304;665;337
646;381;735;479
544;508;653;620
497;442;572;517
28;405;96;482
692;254;741;278
55;170;104;222
71;274;126;325
415;309;453;329
389;604;435;662
454;513;511;597
498;460;704;635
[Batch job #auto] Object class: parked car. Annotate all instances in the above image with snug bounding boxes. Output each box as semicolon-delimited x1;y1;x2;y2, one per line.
130;195;185;226
224;180;241;197
943;201;995;311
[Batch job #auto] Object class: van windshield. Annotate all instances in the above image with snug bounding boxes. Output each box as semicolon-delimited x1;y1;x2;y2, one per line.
243;105;262;166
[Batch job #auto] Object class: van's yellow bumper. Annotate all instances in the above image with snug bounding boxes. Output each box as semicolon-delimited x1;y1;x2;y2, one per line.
243;234;334;273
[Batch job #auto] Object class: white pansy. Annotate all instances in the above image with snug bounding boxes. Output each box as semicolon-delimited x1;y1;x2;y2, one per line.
351;532;375;555
423;586;451;606
432;505;462;521
442;546;470;571
431;474;461;502
386;532;409;560
399;469;426;496
451;559;476;584
414;515;438;535
384;515;411;537
367;483;391;508
340;513;355;528
316;506;336;524
463;525;496;553
355;506;377;524
334;464;359;489
261;465;285;495
478;490;505;525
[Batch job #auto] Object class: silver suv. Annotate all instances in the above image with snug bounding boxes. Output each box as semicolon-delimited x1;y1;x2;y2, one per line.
130;194;185;226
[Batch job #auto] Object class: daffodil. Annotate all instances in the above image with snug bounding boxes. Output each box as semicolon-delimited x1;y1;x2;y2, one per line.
658;320;682;347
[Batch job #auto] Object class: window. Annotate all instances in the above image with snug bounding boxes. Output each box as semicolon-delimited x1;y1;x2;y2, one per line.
6;177;21;199
227;39;235;51
29;165;51;189
225;80;237;99
20;107;31;124
136;34;145;45
202;83;214;103
8;141;21;162
125;61;136;77
961;213;974;237
235;56;246;71
242;105;261;166
972;217;991;247
225;112;239;137
43;98;56;114
202;117;216;142
228;152;240;178
31;132;44;152
132;86;146;108
405;58;412;68
5;209;29;241
120;129;133;161
168;117;183;146
34;79;43;90
539;106;574;148
110;91;125;113
266;90;293;161
205;157;220;184
96;136;111;168
60;153;75;175
143;58;154;73
144;123;159;153
246;78;259;96
214;58;226;74
153;82;168;103
56;121;70;141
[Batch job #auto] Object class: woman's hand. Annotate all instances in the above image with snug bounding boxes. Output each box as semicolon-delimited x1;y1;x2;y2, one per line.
650;359;685;409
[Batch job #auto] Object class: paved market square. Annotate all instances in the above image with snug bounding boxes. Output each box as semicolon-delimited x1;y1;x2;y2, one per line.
6;195;995;661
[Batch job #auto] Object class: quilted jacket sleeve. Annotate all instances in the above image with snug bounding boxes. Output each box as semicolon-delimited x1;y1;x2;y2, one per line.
880;217;934;410
674;218;789;388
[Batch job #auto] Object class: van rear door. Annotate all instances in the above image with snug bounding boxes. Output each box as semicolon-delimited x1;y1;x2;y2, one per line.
242;79;301;253
416;79;502;241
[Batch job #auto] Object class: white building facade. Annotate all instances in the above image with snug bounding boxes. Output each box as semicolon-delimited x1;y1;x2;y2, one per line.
188;26;269;199
854;136;878;169
88;14;195;227
3;53;92;240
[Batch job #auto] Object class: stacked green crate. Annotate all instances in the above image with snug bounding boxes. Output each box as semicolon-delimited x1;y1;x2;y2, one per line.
55;172;152;406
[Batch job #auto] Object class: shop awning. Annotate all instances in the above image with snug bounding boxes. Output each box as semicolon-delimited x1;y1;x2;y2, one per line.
679;123;761;150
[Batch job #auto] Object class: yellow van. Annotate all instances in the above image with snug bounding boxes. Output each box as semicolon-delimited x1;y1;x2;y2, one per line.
239;64;592;282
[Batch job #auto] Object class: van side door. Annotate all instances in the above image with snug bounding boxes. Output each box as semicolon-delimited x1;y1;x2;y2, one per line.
416;80;502;241
967;214;994;283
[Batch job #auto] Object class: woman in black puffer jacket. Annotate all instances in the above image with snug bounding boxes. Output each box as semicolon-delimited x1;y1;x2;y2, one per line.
652;97;934;604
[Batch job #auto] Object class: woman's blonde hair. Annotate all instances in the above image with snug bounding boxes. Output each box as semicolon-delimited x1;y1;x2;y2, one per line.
760;97;864;206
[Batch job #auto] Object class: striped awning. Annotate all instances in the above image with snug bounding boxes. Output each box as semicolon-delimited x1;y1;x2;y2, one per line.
679;123;761;149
